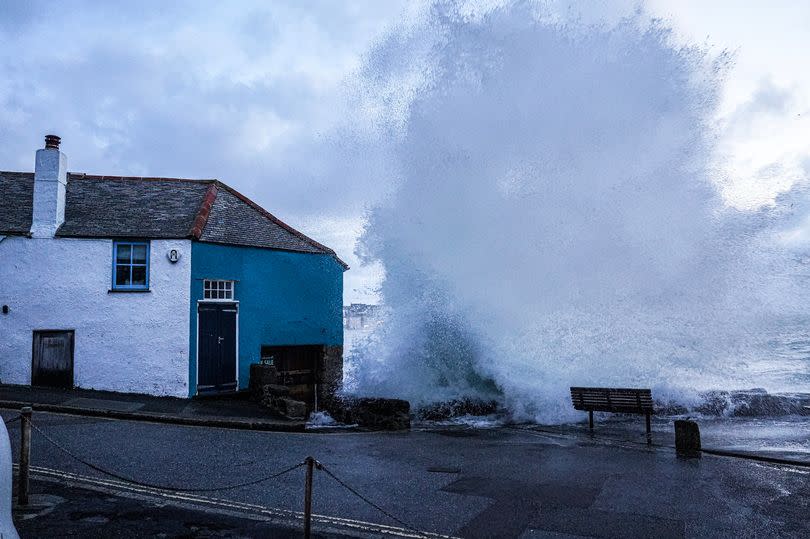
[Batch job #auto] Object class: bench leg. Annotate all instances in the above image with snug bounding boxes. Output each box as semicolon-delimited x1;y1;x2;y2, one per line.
645;413;652;445
588;410;594;431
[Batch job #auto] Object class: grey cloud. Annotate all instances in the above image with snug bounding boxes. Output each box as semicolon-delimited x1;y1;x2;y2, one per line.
0;0;405;224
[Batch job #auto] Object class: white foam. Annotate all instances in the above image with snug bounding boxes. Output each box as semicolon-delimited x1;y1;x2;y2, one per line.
345;1;810;422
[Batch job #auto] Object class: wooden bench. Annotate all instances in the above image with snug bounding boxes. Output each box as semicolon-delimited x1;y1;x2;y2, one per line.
570;387;654;444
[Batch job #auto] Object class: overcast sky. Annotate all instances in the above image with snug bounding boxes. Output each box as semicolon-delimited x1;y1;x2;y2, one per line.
2;1;808;303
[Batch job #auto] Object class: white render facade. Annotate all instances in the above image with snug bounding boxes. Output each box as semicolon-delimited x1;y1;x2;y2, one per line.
0;136;193;397
1;135;346;400
0;235;192;397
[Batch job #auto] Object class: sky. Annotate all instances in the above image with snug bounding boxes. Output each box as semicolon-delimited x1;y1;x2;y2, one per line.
1;0;808;304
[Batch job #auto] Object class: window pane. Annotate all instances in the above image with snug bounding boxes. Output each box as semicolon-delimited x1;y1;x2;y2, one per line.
132;265;147;286
116;244;131;264
132;244;147;264
115;265;131;286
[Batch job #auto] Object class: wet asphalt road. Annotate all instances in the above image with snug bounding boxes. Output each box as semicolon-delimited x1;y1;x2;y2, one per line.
13;479;356;539
3;410;809;538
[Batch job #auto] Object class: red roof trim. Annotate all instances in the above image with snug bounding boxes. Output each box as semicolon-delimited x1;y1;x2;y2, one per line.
189;183;218;239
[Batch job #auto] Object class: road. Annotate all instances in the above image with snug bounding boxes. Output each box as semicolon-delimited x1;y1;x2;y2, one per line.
3;410;809;538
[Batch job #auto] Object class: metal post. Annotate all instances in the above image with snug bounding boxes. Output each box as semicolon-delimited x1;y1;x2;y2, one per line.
645;413;652;445
18;406;32;506
588;410;594;431
303;456;314;539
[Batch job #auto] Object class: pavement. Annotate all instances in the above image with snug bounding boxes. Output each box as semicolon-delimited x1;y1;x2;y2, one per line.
0;384;305;432
14;477;358;538
3;409;809;538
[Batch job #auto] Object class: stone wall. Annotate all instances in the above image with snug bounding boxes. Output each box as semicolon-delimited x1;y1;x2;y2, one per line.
318;345;343;408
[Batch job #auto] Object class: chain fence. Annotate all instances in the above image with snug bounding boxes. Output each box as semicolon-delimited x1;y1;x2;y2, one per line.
9;413;429;536
318;462;419;532
29;420;306;492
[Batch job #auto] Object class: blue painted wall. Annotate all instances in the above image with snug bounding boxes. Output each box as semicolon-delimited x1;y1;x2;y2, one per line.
188;242;344;395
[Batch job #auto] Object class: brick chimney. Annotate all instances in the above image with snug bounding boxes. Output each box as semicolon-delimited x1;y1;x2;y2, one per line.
30;134;68;238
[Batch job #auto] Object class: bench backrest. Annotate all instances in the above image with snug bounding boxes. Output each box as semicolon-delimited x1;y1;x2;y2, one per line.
570;387;653;413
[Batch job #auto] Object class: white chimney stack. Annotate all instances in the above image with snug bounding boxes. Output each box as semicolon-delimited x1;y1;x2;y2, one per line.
30;134;68;238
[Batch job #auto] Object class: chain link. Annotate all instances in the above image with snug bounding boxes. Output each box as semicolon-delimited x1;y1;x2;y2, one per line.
30;420;306;492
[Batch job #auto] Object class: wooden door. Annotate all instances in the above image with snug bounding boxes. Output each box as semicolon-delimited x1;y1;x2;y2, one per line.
197;303;238;392
32;330;74;388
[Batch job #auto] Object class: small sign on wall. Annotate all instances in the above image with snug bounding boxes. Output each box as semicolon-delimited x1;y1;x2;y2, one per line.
167;249;181;263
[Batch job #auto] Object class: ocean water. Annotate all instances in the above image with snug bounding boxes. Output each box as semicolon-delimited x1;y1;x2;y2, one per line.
343;1;810;423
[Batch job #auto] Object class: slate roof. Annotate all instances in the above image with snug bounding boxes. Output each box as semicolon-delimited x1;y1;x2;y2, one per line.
0;172;34;235
0;171;347;268
60;175;212;239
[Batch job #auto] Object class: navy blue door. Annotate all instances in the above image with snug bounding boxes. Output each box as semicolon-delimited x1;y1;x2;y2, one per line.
198;303;237;392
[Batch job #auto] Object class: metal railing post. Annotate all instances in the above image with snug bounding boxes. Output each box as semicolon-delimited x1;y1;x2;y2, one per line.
18;406;32;505
303;456;314;538
645;412;652;445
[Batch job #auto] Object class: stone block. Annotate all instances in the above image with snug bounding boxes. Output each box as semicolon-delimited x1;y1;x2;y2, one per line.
417;397;500;421
249;363;278;401
262;384;290;397
276;397;308;420
328;396;410;430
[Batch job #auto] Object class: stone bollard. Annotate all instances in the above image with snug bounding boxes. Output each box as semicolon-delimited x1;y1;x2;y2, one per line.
674;419;701;458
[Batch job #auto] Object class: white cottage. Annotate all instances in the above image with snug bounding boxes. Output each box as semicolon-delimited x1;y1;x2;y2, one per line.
0;136;345;400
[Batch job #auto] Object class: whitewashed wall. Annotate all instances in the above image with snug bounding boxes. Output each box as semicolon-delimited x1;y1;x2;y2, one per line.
0;236;191;397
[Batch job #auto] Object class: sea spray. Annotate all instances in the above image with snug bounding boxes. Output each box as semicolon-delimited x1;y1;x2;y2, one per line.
345;1;810;422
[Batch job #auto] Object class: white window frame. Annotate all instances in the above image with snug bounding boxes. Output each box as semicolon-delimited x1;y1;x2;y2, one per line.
203;279;235;301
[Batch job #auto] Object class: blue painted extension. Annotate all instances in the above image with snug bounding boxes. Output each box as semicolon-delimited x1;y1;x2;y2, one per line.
189;242;344;396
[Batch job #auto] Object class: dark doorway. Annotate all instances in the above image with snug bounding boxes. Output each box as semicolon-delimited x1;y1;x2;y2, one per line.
260;345;321;406
198;303;238;393
32;330;74;388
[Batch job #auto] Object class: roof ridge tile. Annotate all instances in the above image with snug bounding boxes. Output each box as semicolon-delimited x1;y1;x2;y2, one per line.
189;183;219;239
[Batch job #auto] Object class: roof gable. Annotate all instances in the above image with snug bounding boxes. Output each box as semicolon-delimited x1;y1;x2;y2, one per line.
200;184;329;254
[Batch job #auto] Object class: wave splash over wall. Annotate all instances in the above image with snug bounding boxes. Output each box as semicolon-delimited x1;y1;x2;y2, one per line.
346;1;810;422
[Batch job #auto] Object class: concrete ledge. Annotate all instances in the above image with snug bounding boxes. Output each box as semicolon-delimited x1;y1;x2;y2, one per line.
702;447;810;468
0;400;306;433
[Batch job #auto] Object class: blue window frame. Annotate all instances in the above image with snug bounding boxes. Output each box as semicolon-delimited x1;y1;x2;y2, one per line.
112;240;150;290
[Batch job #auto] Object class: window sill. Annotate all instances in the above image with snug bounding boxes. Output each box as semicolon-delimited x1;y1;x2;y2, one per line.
108;289;151;294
